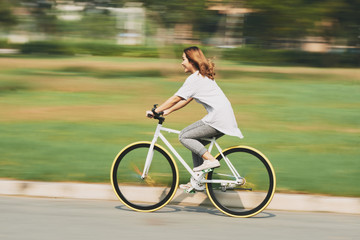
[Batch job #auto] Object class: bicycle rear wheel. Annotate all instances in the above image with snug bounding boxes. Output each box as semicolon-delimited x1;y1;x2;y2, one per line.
206;146;276;217
111;141;178;212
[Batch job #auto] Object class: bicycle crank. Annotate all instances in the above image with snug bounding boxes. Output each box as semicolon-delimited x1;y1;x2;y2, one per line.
220;183;253;192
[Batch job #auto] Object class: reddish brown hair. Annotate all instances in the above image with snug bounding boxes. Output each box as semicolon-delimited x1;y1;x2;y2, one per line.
184;46;215;80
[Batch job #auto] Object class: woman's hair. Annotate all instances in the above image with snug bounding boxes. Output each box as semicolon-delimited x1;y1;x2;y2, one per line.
183;46;215;80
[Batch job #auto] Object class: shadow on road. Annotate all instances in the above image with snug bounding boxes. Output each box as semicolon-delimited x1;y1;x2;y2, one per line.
115;204;276;218
251;211;276;219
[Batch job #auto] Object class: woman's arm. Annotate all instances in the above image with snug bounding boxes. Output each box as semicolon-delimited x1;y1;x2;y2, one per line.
155;95;183;113
163;98;193;116
146;95;192;118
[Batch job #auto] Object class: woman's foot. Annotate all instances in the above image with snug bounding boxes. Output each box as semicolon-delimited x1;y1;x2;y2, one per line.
193;160;220;172
179;182;192;190
179;182;195;193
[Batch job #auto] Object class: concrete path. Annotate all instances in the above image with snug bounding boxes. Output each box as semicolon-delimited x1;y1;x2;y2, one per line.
1;196;359;240
1;179;359;214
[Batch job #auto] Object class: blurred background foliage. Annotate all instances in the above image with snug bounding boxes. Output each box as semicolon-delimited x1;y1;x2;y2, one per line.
0;0;359;66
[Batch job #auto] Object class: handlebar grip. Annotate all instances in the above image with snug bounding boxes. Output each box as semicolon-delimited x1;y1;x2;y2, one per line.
150;104;165;124
151;105;164;117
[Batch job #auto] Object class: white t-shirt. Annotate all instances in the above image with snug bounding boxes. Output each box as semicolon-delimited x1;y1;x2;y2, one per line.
175;71;244;139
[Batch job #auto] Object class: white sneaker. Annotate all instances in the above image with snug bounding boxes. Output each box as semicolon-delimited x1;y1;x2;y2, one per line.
179;182;192;190
193;160;220;172
179;182;195;193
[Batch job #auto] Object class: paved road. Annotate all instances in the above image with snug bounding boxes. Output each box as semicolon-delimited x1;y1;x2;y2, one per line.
0;196;359;240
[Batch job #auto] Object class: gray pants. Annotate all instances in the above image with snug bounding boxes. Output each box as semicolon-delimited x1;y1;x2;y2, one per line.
179;120;224;167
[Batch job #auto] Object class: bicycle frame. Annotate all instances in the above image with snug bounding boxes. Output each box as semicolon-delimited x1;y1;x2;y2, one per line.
141;123;244;185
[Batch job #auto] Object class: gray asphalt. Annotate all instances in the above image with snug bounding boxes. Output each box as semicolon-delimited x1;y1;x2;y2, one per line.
0;196;359;240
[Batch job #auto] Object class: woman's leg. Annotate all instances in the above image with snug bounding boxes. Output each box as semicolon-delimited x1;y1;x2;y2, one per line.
179;120;223;167
191;141;208;167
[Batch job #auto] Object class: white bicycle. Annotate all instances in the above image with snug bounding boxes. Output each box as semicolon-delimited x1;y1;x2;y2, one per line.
111;105;276;217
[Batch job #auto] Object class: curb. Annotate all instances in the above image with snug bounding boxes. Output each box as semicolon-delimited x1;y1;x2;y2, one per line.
1;179;359;214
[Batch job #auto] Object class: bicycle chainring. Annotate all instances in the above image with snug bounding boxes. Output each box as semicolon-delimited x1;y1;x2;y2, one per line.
190;172;206;191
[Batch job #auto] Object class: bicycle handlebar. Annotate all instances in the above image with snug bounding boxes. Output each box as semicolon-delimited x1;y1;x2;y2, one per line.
149;104;165;124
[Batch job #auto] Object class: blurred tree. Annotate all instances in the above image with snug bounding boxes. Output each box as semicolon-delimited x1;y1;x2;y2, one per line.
74;0;117;7
18;0;117;39
57;7;116;39
0;0;18;29
321;0;360;47
244;0;360;48
21;0;58;36
142;0;221;39
244;0;322;47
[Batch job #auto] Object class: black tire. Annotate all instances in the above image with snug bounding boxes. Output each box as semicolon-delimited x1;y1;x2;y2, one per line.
206;146;276;217
111;142;179;212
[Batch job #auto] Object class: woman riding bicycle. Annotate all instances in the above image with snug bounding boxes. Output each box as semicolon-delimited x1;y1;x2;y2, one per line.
146;46;243;191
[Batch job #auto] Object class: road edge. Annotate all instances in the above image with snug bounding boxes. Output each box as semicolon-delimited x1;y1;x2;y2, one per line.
1;179;359;214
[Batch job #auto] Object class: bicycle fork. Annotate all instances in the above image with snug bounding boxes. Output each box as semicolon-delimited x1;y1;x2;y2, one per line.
141;124;162;179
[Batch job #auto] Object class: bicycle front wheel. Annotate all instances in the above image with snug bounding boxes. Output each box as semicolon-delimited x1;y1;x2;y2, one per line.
206;146;276;218
111;142;179;212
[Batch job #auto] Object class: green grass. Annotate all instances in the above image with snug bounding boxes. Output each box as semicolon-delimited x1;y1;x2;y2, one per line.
0;56;359;197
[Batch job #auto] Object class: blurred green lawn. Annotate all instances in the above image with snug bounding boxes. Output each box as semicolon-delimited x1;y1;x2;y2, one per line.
0;56;359;197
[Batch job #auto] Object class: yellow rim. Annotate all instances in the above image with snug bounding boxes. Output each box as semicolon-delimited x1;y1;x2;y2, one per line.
206;145;276;218
110;141;179;212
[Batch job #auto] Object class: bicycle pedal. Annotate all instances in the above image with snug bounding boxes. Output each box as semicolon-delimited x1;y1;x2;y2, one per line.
202;168;213;173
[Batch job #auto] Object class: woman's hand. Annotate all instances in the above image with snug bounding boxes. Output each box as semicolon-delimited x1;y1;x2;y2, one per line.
146;110;154;118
